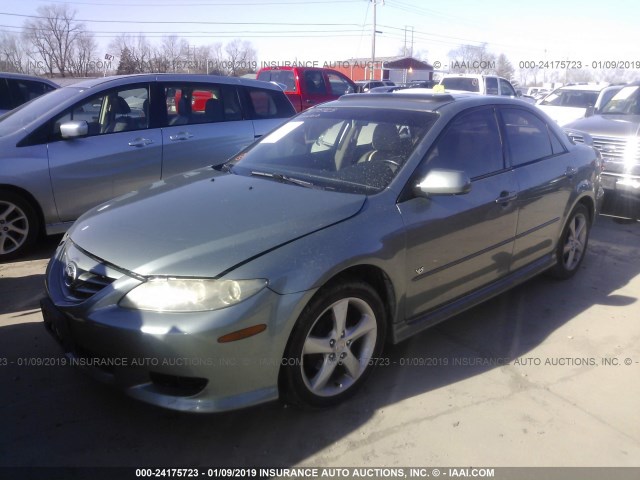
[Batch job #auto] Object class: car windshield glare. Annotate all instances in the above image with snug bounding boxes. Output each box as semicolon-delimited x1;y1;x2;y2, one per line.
229;107;438;194
0;86;81;137
540;89;599;107
601;86;640;115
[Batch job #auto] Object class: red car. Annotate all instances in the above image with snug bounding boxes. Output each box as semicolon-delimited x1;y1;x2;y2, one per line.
257;66;356;112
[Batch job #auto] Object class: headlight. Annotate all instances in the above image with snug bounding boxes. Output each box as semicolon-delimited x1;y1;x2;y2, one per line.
119;278;268;312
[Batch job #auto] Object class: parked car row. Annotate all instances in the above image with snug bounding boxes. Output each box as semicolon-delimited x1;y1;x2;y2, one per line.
564;81;640;220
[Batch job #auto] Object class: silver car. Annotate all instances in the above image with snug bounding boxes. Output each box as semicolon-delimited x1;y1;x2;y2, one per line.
42;93;602;412
0;74;295;260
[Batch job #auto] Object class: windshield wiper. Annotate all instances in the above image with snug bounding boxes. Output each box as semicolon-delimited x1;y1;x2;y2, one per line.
250;171;314;188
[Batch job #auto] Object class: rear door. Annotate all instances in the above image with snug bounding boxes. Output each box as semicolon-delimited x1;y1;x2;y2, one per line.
499;107;574;270
47;83;162;221
159;81;254;177
300;69;334;108
240;86;296;140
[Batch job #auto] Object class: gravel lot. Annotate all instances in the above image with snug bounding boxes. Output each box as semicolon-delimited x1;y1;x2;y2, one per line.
1;217;639;474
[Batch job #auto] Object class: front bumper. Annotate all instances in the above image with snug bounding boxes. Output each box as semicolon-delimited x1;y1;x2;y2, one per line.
43;242;311;413
600;173;640;219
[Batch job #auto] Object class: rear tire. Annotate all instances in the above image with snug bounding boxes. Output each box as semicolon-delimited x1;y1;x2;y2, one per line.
549;204;591;279
280;280;386;408
0;191;39;262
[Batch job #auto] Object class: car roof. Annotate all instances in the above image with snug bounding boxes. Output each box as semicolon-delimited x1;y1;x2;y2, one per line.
67;73;282;91
0;72;59;87
554;84;605;92
328;91;532;112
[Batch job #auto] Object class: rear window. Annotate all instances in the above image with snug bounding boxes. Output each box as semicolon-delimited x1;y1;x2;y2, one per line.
257;70;296;92
441;77;480;93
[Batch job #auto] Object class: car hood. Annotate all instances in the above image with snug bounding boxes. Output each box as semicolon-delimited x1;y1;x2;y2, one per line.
69;170;366;277
565;114;640;137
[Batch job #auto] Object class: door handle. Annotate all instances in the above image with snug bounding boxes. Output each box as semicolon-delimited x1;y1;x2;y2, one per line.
169;132;194;141
495;190;518;204
128;137;153;147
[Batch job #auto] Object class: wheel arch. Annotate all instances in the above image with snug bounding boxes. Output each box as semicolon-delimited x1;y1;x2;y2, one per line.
0;183;45;237
304;263;397;341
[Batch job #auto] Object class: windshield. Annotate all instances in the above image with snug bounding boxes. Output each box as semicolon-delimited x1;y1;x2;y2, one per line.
539;88;599;107
601;85;640;115
228;107;437;194
0;87;82;137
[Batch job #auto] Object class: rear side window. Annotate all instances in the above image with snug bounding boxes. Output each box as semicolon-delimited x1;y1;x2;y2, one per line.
164;83;242;126
244;87;295;119
486;77;499;95
501;108;555;165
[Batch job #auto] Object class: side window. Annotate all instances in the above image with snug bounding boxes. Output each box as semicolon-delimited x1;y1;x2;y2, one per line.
0;79;11;110
246;87;294;119
51;85;149;140
485;77;499;95
501;108;554;165
326;72;353;96
303;70;327;95
17;80;54;102
499;79;516;97
549;128;566;155
165;83;241;126
424;108;504;179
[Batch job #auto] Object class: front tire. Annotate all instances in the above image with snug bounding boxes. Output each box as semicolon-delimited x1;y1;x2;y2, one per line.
281;280;386;408
0;191;39;262
549;204;591;279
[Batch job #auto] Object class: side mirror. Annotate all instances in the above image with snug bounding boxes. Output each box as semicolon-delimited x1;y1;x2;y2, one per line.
60;120;89;139
585;105;596;117
415;168;471;197
346;86;355;94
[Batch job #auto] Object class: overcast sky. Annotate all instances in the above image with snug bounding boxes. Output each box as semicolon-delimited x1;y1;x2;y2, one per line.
2;0;639;71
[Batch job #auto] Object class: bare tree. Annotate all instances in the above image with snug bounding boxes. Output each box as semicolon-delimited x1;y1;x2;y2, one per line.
161;35;188;72
224;39;257;76
70;31;99;77
495;54;514;80
0;32;27;73
110;33;153;73
23;4;85;77
448;43;496;74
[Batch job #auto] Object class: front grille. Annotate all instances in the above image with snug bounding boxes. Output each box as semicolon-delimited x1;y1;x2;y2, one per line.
592;136;640;176
59;241;122;303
